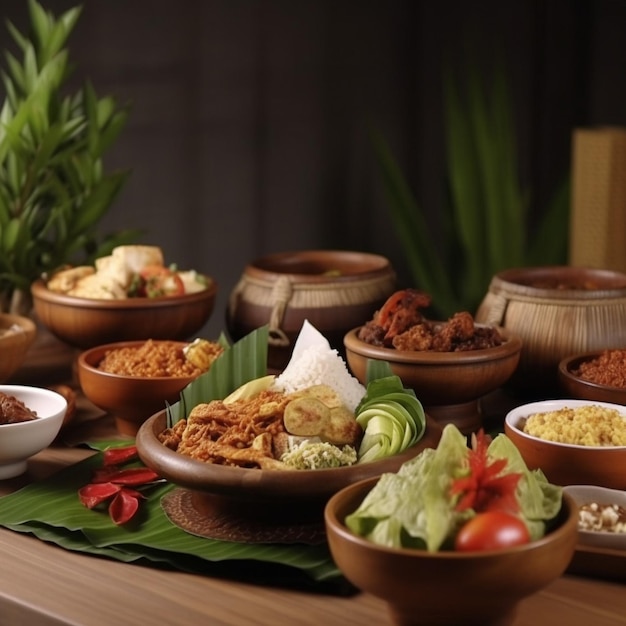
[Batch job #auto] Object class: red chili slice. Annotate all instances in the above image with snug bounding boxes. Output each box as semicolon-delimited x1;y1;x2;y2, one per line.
102;444;138;466
108;488;142;525
78;482;122;509
91;466;160;486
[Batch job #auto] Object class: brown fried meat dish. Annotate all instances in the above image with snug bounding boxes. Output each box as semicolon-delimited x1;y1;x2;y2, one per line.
358;289;502;352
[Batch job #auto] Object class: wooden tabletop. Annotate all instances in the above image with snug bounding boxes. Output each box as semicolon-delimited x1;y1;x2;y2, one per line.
1;371;626;625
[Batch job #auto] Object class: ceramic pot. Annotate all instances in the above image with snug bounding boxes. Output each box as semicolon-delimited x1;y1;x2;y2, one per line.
226;250;396;370
475;266;626;395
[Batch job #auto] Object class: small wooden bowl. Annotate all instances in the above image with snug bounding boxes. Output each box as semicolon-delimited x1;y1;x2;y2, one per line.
324;477;578;626
343;326;522;433
32;277;217;349
504;399;626;489
558;351;626;405
0;314;37;383
77;341;200;436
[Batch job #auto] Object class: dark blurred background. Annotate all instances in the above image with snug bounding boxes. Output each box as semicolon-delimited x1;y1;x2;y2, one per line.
1;0;625;336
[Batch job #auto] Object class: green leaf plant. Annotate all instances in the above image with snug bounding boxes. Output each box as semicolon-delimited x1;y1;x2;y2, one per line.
372;61;570;318
0;0;138;313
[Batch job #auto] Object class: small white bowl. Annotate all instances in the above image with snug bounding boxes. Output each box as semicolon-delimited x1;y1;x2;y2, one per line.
0;385;67;479
563;485;626;551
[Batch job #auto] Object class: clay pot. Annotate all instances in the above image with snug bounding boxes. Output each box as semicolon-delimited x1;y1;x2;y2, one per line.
475;266;626;395
226;250;396;370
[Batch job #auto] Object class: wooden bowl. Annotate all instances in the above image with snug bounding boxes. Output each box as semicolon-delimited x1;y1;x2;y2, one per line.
324;477;578;626
226;250;396;370
0;314;37;383
343;326;522;433
31;277;217;349
504;399;626;489
0;384;67;479
558;351;626;404
476;266;626;395
77;341;200;436
136;410;442;519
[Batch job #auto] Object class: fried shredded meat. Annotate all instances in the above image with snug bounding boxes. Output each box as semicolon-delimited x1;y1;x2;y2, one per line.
0;392;38;424
358;289;503;351
159;390;293;469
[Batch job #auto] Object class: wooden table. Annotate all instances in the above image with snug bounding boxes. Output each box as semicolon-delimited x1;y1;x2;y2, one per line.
1;384;625;626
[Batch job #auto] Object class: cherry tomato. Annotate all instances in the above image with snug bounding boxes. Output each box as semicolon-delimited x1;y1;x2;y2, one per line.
137;265;185;297
454;511;531;552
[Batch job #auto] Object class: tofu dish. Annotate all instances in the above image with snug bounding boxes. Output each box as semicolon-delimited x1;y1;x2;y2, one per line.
45;245;209;299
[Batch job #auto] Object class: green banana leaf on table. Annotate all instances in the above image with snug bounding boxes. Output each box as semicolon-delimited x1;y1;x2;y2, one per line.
0;446;346;593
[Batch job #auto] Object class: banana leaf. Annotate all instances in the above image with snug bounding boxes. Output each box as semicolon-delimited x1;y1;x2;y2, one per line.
0;448;350;594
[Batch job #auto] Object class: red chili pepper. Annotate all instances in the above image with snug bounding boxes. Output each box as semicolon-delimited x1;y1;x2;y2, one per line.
78;482;122;508
108;488;143;525
91;466;160;486
102;445;138;466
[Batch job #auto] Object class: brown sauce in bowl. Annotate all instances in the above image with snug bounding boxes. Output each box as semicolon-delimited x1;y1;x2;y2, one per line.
0;392;38;424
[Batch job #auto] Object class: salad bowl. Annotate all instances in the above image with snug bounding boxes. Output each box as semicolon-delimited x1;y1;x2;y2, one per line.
325;476;578;626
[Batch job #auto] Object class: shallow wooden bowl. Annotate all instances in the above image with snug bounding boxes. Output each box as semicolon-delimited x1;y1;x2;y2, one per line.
136;410;442;507
343;326;522;433
77;341;200;436
504;399;626;489
0;314;37;383
558;351;626;405
31;277;217;349
324;477;578;626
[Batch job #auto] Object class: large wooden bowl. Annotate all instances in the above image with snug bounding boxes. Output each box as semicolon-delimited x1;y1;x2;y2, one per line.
344;326;522;433
504;399;626;489
324;477;578;626
31;277;217;349
136;409;442;508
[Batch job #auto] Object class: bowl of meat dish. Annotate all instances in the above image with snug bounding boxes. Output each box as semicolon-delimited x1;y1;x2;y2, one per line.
343;289;523;434
136;323;443;536
475;265;626;395
504;399;626;490
0;384;67;479
324;424;579;626
0;314;37;383
77;337;224;436
562;485;626;551
32;245;217;349
558;349;626;405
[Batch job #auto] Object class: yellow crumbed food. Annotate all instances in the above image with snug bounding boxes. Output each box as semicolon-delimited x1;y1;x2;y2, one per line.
523;405;626;446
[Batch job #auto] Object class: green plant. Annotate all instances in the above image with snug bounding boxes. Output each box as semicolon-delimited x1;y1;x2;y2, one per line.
0;0;137;314
372;62;570;318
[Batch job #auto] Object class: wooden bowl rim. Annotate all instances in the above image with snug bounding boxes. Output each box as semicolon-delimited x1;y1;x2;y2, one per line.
324;476;579;558
31;277;217;310
77;340;199;383
343;326;522;365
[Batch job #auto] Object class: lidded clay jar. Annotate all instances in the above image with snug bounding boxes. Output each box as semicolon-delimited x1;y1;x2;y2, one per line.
475;266;626;395
226;250;396;370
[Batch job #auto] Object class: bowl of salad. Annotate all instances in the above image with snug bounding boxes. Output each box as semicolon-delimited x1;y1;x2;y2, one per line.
136;323;442;529
324;424;578;626
32;245;217;349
